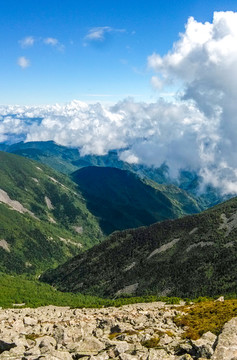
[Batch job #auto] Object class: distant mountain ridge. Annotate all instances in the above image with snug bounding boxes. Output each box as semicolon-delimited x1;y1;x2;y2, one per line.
0;140;226;208
41;196;237;298
0;140;168;183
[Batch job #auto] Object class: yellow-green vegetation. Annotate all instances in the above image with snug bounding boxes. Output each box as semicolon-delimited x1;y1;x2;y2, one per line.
25;333;40;342
108;332;122;340
141;336;160;348
108;329;139;340
174;299;237;340
165;330;174;337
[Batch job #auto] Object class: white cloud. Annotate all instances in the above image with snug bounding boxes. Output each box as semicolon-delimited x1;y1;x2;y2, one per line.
43;37;58;46
84;26;125;44
19;36;35;48
3;11;237;195
17;56;30;69
0;98;209;171
0;93;235;194
18;36;64;51
147;10;237;193
150;76;164;90
43;37;64;51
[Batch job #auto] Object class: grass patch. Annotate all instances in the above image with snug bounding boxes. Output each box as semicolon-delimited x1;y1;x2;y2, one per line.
25;333;40;342
108;332;121;340
141;336;160;348
0;273;182;309
108;329;139;340
174;299;237;340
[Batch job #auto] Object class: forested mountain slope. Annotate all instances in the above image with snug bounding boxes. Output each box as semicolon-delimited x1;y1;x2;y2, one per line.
72;166;203;234
42;196;237;298
0;151;102;274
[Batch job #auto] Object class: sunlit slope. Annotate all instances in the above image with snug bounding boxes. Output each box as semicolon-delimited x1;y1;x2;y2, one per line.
0;151;102;274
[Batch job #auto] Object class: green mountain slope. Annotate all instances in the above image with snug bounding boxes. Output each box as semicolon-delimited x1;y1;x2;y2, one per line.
0;152;102;274
1;140;226;208
0;141;80;174
71;166;202;235
41;196;237;298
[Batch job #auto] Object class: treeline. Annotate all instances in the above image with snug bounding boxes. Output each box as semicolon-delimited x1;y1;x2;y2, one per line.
0;273;183;309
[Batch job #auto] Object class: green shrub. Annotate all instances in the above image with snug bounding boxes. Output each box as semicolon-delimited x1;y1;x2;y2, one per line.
174;299;237;340
142;336;160;348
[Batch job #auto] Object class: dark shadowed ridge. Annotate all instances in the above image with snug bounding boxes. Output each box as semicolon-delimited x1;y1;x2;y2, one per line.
71;166;202;235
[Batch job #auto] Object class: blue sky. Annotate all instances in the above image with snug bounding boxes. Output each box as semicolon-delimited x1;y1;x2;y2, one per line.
1;0;237;105
2;3;237;194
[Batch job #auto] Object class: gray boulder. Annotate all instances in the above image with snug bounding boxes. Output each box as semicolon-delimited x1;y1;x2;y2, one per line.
212;317;237;360
192;331;217;358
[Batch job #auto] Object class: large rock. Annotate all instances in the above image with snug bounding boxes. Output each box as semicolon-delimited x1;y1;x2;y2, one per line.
23;316;38;326
192;331;217;358
148;348;176;359
50;349;73;359
69;336;104;356
90;353;110;360
37;335;57;354
212;317;237;360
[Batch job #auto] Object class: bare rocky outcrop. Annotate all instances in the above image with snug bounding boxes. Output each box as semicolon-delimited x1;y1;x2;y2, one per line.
45;196;54;210
147;238;180;259
0;304;236;360
116;283;139;296
219;212;237;237
0;240;10;253
186;241;214;253
73;226;84;234
58;237;83;248
0;189;37;219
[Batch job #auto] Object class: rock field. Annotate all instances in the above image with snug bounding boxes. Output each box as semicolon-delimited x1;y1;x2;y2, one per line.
0;302;236;360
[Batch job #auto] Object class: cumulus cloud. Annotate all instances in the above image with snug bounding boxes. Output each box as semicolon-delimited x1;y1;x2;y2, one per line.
84;26;125;44
3;11;237;195
0;114;31;143
0;98;212;176
147;11;237;193
150;76;164;90
0;92;235;194
19;36;35;48
17;56;30;69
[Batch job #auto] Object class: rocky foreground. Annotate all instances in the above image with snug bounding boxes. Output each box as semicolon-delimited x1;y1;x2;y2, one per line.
0;302;236;360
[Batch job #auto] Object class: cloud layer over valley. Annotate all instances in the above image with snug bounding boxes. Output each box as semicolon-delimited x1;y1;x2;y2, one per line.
1;11;237;195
